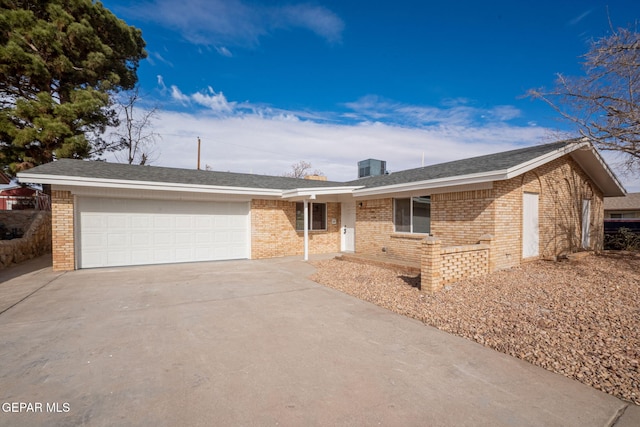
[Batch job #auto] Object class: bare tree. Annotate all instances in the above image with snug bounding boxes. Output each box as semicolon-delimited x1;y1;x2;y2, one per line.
527;24;640;172
283;160;324;178
112;87;160;165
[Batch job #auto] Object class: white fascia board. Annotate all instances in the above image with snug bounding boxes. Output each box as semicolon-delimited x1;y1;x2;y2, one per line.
352;171;508;198
281;186;362;199
503;141;587;179
16;173;283;197
570;144;627;196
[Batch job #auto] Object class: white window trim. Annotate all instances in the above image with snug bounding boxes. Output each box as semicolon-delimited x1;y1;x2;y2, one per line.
393;197;431;234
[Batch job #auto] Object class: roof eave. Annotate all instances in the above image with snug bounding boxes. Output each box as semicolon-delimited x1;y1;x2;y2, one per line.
569;145;627;197
352;171;508;197
281;186;363;199
17;172;284;197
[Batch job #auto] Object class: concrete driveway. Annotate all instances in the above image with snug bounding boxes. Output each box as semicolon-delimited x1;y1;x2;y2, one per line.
0;255;637;426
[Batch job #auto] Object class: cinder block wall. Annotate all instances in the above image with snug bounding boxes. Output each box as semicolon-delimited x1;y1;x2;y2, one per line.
51;190;75;271
251;199;341;259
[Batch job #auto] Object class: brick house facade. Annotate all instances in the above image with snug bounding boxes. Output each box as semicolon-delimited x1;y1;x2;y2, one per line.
355;154;606;271
251;199;341;259
21;140;624;272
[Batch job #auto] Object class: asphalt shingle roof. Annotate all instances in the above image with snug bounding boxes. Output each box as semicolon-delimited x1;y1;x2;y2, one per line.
604;193;640;210
346;141;573;188
21;140;578;191
23;158;351;190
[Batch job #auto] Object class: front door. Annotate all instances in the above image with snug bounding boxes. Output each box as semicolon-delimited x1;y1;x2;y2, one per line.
341;201;356;252
522;192;539;258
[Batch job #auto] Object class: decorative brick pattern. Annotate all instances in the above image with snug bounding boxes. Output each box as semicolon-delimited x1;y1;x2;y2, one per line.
440;244;489;284
420;238;490;292
251;199;341;259
51;190;75;271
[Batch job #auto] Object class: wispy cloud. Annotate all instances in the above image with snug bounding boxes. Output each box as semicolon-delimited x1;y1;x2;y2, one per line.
343;95;523;127
215;46;233;57
567;10;592;26
146;51;174;67
124;0;344;50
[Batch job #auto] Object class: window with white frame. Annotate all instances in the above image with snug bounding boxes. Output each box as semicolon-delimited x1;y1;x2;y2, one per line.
296;202;327;231
394;196;430;233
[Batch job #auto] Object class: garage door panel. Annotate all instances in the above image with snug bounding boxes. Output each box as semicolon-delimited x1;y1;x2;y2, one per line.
175;232;193;245
78;197;249;268
132;216;151;228
175;216;192;229
131;232;150;246
153;216;173;229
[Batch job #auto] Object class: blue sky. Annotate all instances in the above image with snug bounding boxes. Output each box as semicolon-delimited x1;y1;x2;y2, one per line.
101;0;640;191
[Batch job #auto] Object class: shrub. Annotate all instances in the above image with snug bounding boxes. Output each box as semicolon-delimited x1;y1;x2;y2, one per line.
604;227;640;251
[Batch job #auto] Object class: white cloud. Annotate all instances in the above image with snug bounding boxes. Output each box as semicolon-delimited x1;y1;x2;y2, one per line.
215;46;233;57
568;10;592;26
191;87;235;113
168;85;235;114
100;88;639;192
147;51;174;67
125;0;344;48
170;85;190;103
102;109;549;182
344;95;524;127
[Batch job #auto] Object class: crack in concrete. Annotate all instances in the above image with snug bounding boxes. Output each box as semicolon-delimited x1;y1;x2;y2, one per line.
0;271;67;316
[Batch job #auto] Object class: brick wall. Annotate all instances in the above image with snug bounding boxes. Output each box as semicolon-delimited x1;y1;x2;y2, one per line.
354;198;394;255
421;237;491;292
51;190;74;271
493;155;604;266
388;234;423;264
356;154;604;272
251;199;340;259
431;189;494;246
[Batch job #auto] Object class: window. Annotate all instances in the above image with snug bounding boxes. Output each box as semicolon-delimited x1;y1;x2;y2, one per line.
394;197;430;233
296;202;327;231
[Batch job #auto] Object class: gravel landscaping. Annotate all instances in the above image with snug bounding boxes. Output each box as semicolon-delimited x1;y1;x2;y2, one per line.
309;252;640;405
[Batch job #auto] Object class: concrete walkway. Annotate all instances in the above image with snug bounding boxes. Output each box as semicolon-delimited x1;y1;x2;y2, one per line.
0;255;637;426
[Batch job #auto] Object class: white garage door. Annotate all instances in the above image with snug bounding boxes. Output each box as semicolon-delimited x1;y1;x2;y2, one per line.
77;197;250;268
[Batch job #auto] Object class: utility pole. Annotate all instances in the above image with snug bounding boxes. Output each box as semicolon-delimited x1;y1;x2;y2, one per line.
197;136;201;170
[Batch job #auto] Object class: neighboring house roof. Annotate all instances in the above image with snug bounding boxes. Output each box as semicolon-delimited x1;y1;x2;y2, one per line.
0;185;37;196
0;171;11;185
604;193;640;211
17;139;626;198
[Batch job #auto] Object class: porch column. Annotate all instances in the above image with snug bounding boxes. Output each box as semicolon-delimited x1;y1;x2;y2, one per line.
303;199;309;261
